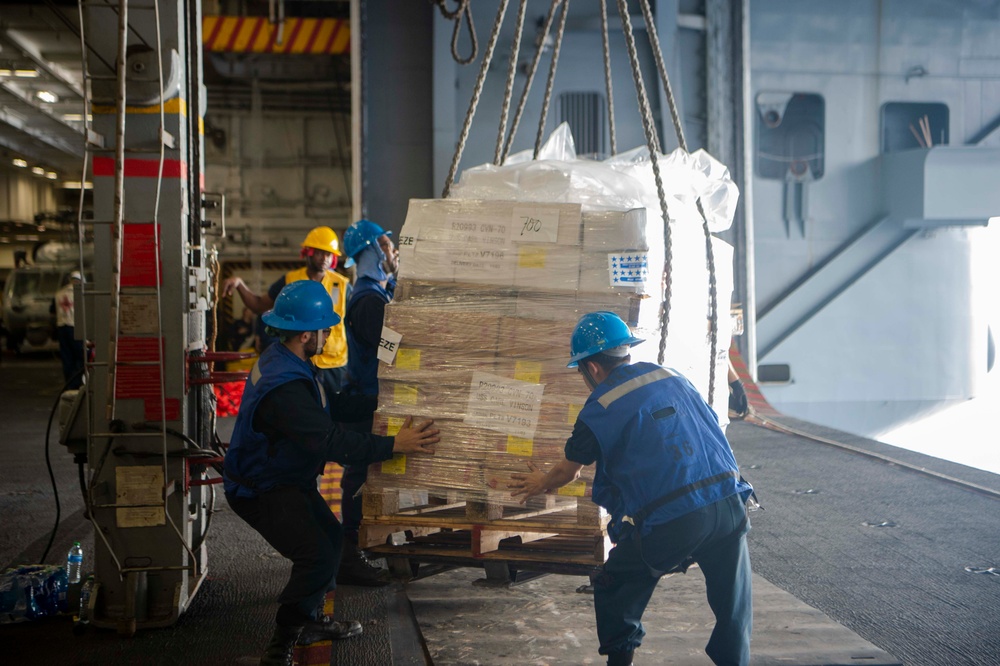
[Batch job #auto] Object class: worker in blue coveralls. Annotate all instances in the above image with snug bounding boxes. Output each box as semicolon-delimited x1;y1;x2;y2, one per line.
510;311;753;666
223;280;439;666
337;219;400;585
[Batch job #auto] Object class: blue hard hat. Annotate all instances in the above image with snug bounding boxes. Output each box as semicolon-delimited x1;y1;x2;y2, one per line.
343;219;392;267
567;311;644;368
261;280;341;332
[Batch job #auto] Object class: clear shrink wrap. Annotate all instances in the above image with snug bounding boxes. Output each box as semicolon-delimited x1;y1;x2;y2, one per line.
368;128;739;519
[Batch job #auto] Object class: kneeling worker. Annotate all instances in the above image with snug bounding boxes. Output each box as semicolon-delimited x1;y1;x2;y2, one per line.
510;311;753;666
224;280;440;666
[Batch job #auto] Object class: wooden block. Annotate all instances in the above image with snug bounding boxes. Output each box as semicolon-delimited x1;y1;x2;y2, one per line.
363;489;399;518
594;533;613;562
471;526;558;557
358;523;442;548
576;498;605;526
466;500;504;521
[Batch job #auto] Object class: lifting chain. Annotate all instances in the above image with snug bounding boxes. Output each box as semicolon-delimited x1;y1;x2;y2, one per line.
638;0;720;404
533;0;571;159
599;0;617;155
439;0;720;404
614;0;674;372
442;0;510;198
432;0;479;65
494;0;529;165
501;0;563;164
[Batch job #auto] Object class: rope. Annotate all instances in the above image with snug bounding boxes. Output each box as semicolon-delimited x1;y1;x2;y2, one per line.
501;0;562;164
599;0;617;156
441;0;510;198
639;0;719;404
533;0;571;159
433;0;478;65
698;197;719;404
494;0;528;165
432;0;465;19
639;0;682;152
209;250;221;353
614;0;673;370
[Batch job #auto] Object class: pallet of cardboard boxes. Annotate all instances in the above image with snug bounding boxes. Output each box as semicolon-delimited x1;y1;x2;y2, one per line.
360;198;671;572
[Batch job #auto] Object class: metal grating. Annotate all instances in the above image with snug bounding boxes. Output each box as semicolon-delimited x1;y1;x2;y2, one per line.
558;91;606;157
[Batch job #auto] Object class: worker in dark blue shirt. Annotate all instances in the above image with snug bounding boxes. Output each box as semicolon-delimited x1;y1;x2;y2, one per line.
511;311;753;666
334;219;400;586
224;280;439;666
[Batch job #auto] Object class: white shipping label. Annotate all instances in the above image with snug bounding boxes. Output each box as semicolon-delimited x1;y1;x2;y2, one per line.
423;217;510;246
465;371;545;439
512;207;560;243
377;326;403;364
115;465;165;528
608;252;650;286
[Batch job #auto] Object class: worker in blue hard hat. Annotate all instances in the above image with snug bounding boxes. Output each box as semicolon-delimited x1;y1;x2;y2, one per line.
343;218;398;291
510;311;754;666
223;280;440;665
222;226;351;396
334;218;401;586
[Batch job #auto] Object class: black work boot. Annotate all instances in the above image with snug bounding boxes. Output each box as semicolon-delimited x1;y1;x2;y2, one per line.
297;617;364;644
607;649;634;666
336;545;390;587
260;624;302;666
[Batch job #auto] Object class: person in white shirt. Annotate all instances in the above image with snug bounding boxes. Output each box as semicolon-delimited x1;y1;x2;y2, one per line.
54;271;84;388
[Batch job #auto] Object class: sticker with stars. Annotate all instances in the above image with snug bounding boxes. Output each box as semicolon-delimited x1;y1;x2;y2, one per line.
608;252;649;286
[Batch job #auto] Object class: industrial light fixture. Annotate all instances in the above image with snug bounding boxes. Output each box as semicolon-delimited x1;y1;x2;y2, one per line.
63;113;93;122
14;69;39;78
13;158;28;167
36;90;58;104
46;171;57;180
0;69;12;77
62;181;93;190
31;166;44;176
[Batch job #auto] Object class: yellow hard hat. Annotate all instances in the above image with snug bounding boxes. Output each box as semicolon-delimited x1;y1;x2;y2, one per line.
301;226;341;256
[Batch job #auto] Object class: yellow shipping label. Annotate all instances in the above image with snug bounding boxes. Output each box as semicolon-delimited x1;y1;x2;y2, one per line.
518;246;548;268
507;435;534;457
514;360;542;384
387;416;405;436
381;454;406;475
567;403;583;424
396;348;421;370
558;480;587;497
394;384;418;405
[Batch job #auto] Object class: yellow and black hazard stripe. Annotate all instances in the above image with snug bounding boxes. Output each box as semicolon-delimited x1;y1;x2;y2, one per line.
202;16;350;55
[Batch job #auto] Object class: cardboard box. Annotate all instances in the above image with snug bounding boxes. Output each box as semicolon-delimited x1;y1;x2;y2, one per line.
379;348;496;384
490;357;589;403
392;281;518;314
400;199;590;289
515;291;589;322
578;248;654;294
582;208;648;250
513;244;580;291
384;307;501;354
378;379;472;419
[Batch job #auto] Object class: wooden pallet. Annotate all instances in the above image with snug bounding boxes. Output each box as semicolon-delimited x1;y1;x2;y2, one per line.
366;532;609;582
360;490;611;579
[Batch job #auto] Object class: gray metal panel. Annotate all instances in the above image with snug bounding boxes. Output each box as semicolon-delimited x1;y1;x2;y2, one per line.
363;1;434;232
749;0;1000;434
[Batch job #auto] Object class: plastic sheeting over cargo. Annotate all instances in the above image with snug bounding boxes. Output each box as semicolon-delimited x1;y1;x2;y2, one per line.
368;128;739;510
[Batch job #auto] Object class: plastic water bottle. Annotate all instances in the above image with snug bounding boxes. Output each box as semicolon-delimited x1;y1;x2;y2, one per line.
73;575;93;634
67;542;83;584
